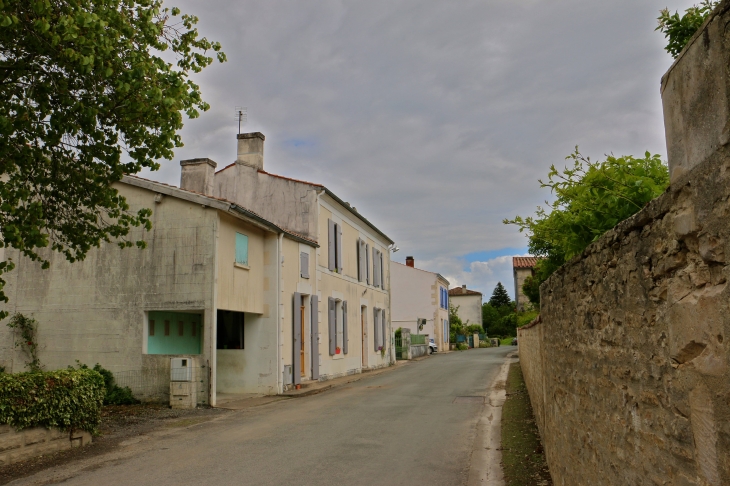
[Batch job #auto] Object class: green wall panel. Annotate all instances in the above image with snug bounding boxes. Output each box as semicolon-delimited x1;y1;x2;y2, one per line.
147;311;202;355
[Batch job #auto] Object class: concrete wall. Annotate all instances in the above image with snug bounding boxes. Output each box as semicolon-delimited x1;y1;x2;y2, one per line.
450;294;482;327
518;12;730;481
0;426;92;466
390;262;449;351
513;267;533;310
0;183;217;378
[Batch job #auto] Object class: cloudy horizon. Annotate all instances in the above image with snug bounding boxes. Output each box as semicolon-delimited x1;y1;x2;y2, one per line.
139;0;698;300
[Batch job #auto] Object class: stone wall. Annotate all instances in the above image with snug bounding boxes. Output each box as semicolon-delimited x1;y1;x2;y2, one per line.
518;3;730;484
520;142;730;484
0;426;91;466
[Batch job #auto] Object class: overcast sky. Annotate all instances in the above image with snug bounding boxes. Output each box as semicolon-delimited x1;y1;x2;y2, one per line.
141;0;697;300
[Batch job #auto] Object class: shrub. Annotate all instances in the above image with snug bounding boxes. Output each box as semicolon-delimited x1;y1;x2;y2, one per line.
0;368;105;433
479;341;491;348
457;343;469;351
73;362;139;406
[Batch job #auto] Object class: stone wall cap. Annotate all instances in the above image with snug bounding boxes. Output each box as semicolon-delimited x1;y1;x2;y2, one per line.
237;132;265;141
180;158;217;168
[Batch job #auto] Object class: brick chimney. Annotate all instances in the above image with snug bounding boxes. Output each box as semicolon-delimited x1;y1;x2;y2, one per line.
406;256;414;267
180;158;217;195
237;132;265;170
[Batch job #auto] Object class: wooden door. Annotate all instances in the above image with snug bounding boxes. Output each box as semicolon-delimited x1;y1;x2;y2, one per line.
300;304;306;377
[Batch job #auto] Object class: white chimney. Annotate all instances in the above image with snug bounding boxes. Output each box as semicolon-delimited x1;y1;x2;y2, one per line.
180;158;217;195
236;132;265;170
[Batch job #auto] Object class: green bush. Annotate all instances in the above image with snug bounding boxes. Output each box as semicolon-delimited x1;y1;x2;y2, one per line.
0;368;105;433
457;343;469;351
74;362;139;405
479;341;491;348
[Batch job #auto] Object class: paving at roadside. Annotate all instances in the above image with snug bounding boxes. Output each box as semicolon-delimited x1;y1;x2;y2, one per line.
7;347;512;486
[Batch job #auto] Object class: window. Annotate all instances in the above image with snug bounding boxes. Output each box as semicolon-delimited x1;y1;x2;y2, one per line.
327;219;343;273
357;239;367;282
373;307;381;350
147;311;202;355
328;298;348;355
300;252;310;279
235;233;249;265
440;287;448;309
217;310;244;350
372;247;380;288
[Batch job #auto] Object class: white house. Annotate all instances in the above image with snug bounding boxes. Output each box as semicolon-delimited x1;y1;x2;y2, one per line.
448;285;482;328
390;256;450;352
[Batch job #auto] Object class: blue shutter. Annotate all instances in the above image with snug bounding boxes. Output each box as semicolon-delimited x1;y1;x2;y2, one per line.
235;233;249;265
293;293;302;385
311;295;319;380
343;301;348;354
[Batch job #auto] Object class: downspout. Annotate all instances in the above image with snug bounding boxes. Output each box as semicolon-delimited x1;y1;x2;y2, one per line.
276;231;284;394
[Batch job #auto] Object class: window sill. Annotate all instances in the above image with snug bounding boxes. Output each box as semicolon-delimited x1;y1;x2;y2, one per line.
234;262;250;270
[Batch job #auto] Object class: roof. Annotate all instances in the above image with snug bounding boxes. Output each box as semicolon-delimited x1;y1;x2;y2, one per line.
214;163;393;244
392;261;450;285
120;175;318;247
448;287;482;296
513;256;540;269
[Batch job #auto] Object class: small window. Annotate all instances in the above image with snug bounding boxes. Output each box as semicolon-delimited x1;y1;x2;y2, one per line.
192;322;197;337
164;320;170;336
149;319;155;336
235;233;249;265
178;321;184;336
300;252;310;279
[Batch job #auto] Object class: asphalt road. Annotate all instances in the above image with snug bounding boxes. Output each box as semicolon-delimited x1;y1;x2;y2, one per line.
19;347;513;486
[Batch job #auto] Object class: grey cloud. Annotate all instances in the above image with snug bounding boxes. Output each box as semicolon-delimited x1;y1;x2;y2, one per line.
140;0;698;296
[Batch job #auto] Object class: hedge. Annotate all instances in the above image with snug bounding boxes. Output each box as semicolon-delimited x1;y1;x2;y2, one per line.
0;369;105;434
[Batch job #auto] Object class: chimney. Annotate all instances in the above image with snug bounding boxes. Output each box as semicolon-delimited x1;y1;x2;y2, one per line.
462;284;467;290
180;158;217;195
236;132;265;170
406;256;414;267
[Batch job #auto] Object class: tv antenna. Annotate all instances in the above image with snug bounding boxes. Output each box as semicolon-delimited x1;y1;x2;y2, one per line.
234;106;247;134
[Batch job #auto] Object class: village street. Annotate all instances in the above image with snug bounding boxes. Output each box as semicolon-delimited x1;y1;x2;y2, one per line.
11;348;513;486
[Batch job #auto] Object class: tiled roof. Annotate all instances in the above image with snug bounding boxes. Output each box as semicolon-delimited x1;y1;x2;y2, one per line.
513;256;540;268
121;175;318;247
448;287;482;296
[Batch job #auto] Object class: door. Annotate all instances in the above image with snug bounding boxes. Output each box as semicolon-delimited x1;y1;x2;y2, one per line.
300;302;306;377
361;309;366;367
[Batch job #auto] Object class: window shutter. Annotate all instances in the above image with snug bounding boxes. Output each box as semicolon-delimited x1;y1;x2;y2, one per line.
311;295;319;380
366;244;370;284
373;307;380;350
381;309;387;353
328;219;335;271
293;292;302;385
300;252;309;279
357;239;365;282
372;247;378;287
356;239;361;281
328;297;336;356
342;301;348;354
235;233;249;265
379;251;384;289
337;224;343;273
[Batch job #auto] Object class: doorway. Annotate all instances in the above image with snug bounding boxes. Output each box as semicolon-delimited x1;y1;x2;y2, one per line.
361;306;368;368
300;299;306;377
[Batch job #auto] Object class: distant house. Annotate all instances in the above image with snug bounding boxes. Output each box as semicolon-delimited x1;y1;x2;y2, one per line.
513;256;539;310
390;256;450;352
448;285;482;327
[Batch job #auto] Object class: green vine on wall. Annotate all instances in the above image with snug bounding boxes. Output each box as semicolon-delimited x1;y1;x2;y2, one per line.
7;313;42;372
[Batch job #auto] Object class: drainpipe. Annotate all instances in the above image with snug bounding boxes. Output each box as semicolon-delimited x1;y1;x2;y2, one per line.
276;232;284;394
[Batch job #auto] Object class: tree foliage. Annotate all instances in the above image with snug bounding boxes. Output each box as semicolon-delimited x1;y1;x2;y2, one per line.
657;1;719;58
488;282;512;308
0;0;225;317
505;149;669;301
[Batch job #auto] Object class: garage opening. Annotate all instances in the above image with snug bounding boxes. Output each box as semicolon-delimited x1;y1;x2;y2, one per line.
217;310;244;350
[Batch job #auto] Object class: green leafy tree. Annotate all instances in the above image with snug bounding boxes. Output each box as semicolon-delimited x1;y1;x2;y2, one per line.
0;0;226;318
488;282;512;308
504;149;669;295
449;303;465;343
657;1;719;58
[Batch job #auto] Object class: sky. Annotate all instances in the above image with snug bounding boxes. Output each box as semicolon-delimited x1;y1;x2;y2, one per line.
141;0;698;300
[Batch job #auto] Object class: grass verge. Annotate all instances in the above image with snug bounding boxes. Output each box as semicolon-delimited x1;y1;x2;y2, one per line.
501;361;552;486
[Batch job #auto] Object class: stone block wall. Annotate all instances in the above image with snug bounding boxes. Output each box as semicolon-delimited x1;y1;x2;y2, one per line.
519;142;730;486
517;3;730;485
0;426;92;466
